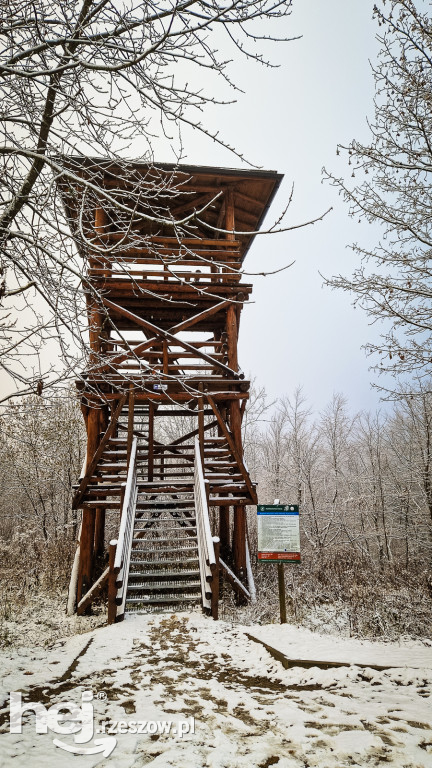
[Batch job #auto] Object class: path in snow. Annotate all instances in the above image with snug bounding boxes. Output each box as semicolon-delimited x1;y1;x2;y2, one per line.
0;613;431;767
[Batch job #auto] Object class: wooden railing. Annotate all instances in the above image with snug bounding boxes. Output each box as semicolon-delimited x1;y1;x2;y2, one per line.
108;436;138;623
194;436;220;619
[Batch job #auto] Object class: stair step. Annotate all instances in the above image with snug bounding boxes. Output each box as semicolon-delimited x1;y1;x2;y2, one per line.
128;569;200;579
131;544;198;554
132;536;197;544
134;515;196;522
136;500;194;506
135;503;194;509
128;580;201;591
129;557;199;566
125;604;201;614
126;595;201;605
133;524;197;531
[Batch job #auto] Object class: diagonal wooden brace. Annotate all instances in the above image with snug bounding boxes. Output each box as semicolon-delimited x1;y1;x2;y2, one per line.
72;395;127;509
101;298;240;379
95;299;233;372
207;395;258;505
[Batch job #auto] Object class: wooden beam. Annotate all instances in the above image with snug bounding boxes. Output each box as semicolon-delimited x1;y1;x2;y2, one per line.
81;391;248;403
172;419;218;446
220;557;250;600
72;395;127;509
77;566;109;615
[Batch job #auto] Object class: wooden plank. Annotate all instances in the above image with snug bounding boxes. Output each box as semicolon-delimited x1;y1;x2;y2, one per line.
80;391;249;403
90;269;240;281
207;396;257;505
72;396;127;509
107;234;241;248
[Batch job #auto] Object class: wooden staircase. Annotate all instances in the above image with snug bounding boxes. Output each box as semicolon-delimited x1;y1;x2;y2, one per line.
126;490;201;613
104;436;219;621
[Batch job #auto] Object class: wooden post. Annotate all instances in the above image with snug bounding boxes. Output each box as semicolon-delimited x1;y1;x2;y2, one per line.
127;384;135;469
94;507;105;558
119;482;126;519
226;287;247;577
278;563;287;624
148;402;154;482
219;506;230;559
160;451;165;481
211;536;220;620
225;187;235;241
108;540;118;625
163;340;169;375
233;506;246;576
95;205;110;277
77;402;100;601
198;383;205;470
94;405;109;557
226;304;238;372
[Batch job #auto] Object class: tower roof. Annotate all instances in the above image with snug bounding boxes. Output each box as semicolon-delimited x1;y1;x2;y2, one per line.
58;158;283;261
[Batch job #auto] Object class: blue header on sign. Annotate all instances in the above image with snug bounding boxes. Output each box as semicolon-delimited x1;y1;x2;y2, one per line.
257;511;299;516
257;504;299;515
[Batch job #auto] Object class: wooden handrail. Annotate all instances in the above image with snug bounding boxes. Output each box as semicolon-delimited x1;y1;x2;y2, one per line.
112;436;138;621
245;537;257;604
194;437;219;618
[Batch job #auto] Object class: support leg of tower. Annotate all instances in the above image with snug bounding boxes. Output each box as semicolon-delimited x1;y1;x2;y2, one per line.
233;504;246;577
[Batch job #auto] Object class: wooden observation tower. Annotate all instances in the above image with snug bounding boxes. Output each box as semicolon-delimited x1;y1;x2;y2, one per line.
62;161;282;620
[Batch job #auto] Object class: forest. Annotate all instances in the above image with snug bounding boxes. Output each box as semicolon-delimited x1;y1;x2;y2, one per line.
1;378;431;644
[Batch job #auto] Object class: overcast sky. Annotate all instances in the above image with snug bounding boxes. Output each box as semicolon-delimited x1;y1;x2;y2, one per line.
157;0;391;415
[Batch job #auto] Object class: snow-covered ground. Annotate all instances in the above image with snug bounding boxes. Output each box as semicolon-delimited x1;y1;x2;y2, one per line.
0;612;431;767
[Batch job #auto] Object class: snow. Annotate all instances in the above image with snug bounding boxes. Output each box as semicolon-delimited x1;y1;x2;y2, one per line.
0;612;431;767
247;622;432;669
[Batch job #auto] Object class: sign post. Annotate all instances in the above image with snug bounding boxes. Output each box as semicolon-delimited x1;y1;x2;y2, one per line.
277;563;287;624
257;504;300;624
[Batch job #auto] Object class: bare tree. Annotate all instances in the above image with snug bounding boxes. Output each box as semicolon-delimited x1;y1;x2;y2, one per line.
0;0;320;403
324;0;432;388
0;392;85;541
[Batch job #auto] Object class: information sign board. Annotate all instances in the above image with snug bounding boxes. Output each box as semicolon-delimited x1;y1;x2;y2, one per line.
257;504;300;562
